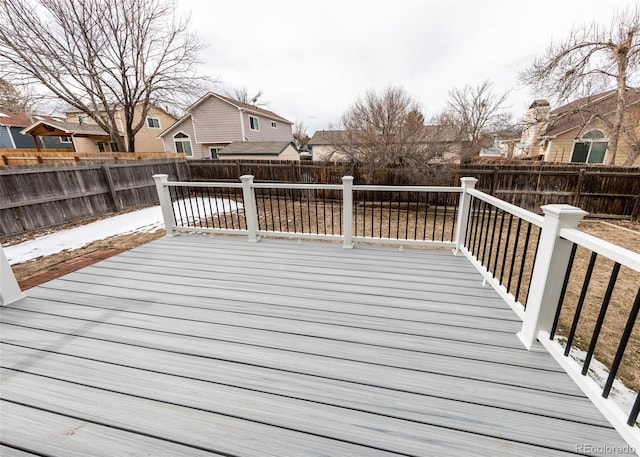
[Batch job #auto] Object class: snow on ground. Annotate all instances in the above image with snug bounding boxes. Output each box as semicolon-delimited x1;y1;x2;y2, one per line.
559;338;638;425
3;198;241;265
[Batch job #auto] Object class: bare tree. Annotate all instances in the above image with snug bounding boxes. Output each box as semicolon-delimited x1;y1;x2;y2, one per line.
225;86;269;107
441;80;510;157
0;78;38;113
332;86;455;183
519;4;640;164
292;120;310;148
0;0;209;152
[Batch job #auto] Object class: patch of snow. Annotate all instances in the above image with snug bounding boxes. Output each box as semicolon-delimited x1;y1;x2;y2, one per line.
3;197;240;265
558;338;638;425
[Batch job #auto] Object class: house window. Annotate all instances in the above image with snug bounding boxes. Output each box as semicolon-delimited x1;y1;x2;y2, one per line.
571;129;608;163
110;142;119;152
271;121;277;129
249;115;260;131
59;136;71;143
174;132;193;157
209;147;219;159
147;117;161;129
97;141;106;152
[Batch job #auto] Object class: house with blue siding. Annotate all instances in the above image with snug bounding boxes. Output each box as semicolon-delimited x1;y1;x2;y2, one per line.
158;92;293;159
0;110;73;150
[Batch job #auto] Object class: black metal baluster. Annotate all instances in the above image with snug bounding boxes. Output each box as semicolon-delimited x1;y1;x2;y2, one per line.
396;192;401;239
389;192;394;239
515;222;533;304
203;187;213;229
414;192;420;241
550;243;578;339
486;207;500;275
582;263;621;375
499;213;514;284
404;192;410;240
628;393;640;426
422;193;429;241
480;205;493;265
450;193;458;242
564;252;598;356
492;210;506;276
507;218;523;294
283;187;290;232
523;229;541;309
603;288;640;400
431;194;438;241
268;189;276;232
465;197;476;250
291;188;297;233
441;193;448;242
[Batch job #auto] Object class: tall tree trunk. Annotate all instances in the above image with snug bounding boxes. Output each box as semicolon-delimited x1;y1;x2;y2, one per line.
607;35;632;165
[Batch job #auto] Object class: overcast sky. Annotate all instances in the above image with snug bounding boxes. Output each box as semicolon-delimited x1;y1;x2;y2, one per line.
176;0;637;135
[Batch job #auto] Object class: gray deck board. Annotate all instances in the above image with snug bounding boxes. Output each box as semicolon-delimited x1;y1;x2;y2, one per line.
0;235;632;456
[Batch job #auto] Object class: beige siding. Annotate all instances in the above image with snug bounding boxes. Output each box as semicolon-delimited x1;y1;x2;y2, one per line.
72;137;99;153
192;97;243;143
545;114;637;165
311;145;349;161
134;106;176;152
243;112;293;142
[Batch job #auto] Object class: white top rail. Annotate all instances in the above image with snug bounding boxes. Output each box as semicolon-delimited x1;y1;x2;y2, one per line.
468;188;544;227
165;181;243;189
354;185;462;193
560;227;640;272
252;183;344;190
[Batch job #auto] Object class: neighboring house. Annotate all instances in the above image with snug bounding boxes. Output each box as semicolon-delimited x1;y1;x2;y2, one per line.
0;110;73;150
308;125;465;162
307;130;349;161
158;92;293;159
64;104;176;153
21;118;122;152
516;89;640;165
217;141;299;161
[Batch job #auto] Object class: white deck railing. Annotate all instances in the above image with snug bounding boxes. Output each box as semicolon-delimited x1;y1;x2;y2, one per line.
2;174;638;448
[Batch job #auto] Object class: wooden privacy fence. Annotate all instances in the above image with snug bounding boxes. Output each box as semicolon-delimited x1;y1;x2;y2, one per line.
189;160;640;220
0;158;190;239
0;149;186;166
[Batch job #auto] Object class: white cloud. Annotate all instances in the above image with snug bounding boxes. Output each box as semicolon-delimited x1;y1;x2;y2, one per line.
177;0;639;134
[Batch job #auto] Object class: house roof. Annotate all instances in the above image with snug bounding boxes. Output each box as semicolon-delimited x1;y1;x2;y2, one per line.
544;88;640;137
218;141;297;156
0;110;32;127
21;119;122;138
158;92;292;139
309;125;461;145
308;130;348;145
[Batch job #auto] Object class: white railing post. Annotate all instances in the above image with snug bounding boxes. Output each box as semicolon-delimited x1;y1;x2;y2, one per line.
0;246;24;306
517;204;587;350
342;176;354;249
240;175;259;243
153;174;176;236
453;177;478;255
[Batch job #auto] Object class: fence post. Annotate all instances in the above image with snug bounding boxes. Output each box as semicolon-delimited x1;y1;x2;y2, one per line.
517;204;587;350
342;176;354;249
453;177;478;255
240;175;259;243
153;174;176;237
0;246;24;306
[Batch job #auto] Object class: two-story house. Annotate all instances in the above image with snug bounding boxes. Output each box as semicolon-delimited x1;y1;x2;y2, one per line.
21;103;176;153
515;89;640;166
158;92;294;159
64;104;176;153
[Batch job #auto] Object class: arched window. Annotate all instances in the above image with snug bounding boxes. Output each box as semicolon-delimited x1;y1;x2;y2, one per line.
571;129;608;163
173;132;192;157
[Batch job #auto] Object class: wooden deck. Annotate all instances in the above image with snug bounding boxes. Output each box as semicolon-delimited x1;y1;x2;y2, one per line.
0;235;632;456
